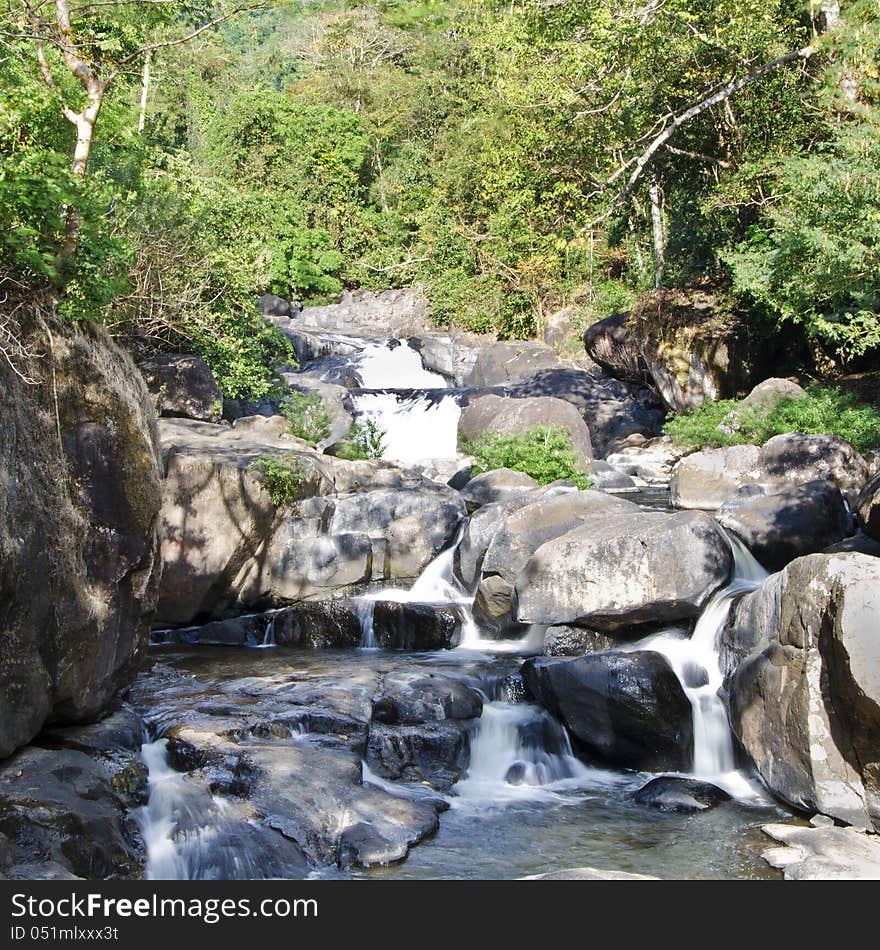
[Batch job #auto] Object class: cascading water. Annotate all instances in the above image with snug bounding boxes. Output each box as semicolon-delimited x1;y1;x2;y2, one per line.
355;340;448;389
631;532;769;796
135;738;306;880
351;391;463;466
259;615;276;649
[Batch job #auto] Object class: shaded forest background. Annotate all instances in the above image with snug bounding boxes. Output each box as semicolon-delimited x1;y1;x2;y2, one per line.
2;0;878;399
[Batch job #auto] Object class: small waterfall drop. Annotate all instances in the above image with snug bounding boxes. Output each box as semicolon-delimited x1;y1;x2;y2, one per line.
258;615;276;649
351;391;462;466
633;532;769;795
356;340;448;389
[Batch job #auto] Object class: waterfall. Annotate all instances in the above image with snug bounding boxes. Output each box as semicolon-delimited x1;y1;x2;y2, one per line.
259;615;276;649
356;340;448;389
356;599;377;650
135;739;303;880
632;532;769;794
455;700;630;804
351;391;463;466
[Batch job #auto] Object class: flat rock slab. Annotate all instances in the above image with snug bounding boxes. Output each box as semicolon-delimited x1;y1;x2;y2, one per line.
762;823;880;879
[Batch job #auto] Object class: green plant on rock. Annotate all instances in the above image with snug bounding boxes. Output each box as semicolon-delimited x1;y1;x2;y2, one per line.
334;418;387;461
462;425;592;489
280;391;331;447
664;385;880;455
248;454;313;506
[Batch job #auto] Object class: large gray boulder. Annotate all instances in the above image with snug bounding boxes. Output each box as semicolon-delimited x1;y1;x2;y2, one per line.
157;419;464;625
0;315;162;757
759;433;868;493
298;287;430;338
408;334;483;387
762;822;880;880
458;468;541;511
522;651;693;771
724;553;880;830
717;480;853;571
138;353;223;423
670;445;764;509
459;394;594;471
475;491;639;624
516;510;732;631
671;434;869;509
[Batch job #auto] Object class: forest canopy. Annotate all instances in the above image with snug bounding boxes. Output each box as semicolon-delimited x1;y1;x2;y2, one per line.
2;0;879;396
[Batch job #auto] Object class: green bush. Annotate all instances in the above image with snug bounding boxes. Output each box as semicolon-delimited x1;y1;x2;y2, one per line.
664;385;880;455
462;425;592;489
248;454;313;506
333;418;387;461
280;391;331;447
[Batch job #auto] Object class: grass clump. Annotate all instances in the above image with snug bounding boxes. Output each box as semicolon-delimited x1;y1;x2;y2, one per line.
664;385;880;455
279;390;331;447
462;425;592;489
249;454;313;506
333;418;387;461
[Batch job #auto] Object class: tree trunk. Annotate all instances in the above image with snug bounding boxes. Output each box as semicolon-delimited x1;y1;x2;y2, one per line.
58;99;102;262
649;178;665;288
138;52;151;134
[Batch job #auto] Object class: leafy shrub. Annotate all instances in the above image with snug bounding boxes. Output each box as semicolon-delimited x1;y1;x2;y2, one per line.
333;418;387;461
664;385;880;455
248;454;313;506
280;391;331;447
462;425;592;489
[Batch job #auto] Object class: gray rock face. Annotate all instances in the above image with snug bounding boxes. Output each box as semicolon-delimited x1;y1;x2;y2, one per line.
762;822;880;880
156;419;465;625
366;722;470;791
759;433;868;493
516;510;732;631
475;490;639;623
724;553;880;830
459;393;594;470
582;312;651;384
671;434;869;510
670;445;764;510
633;776;732;813
467;341;561;387
504;368;665;457
522;651;694;771
858;471;880;541
0;316;162;757
0;747;144;879
459;468;540;511
138;353;223;423
298;288;431;338
606;437;689;485
408;334;483;387
717;480;853;571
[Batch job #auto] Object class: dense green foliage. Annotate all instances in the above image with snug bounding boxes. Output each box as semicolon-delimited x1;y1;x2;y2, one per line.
664;385;880;455
248;454;313;505
463;426;592;489
333;419;387;461
2;0;879;393
280;390;332;446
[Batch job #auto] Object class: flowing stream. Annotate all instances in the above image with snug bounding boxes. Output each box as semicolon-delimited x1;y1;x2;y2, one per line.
134;328;786;880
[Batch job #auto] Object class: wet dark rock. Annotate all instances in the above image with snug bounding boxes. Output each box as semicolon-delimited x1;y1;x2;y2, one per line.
373;671;483;724
858;471;880;542
634;776;732;813
543;626;617;657
366;721;470;791
371;602;462;651
522;651;693;771
824;532;880;558
0;747;144;879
